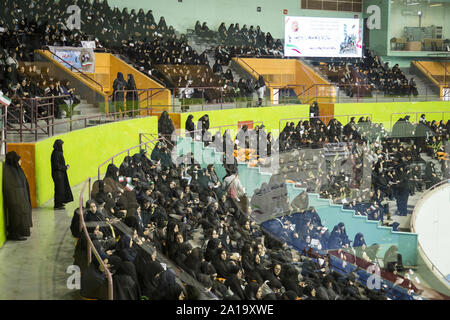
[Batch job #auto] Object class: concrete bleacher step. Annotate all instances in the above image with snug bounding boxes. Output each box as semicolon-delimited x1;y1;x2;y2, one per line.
176;135;419;266
402;67;440;97
72;103;100;116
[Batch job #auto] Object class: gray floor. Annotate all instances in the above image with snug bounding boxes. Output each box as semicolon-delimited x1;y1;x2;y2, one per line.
0;183;84;300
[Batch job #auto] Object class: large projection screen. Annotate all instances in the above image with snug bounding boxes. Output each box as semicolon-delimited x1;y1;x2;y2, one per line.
284;16;363;58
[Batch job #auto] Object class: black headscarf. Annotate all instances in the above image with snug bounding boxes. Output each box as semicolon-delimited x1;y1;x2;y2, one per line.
53;139;64;152
105;163;119;181
5;151;21;168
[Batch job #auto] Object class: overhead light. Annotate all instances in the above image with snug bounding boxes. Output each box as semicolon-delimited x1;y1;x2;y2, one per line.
430;3;442;7
418;10;422;16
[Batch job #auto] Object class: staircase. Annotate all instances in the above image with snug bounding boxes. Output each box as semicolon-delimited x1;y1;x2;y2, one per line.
176;135;419;266
402;66;441;97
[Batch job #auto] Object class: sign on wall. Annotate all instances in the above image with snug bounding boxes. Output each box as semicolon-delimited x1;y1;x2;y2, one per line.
48;46;95;73
284;16;363;58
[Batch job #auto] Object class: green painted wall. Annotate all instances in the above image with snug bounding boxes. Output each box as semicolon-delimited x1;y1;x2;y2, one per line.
179;104;310;138
0;161;5;248
363;0;390;57
108;0;358;39
335;101;450;131
34;117;158;206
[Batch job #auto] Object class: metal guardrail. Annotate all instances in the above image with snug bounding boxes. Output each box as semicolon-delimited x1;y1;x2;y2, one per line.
278;114;373;134
181;122;265;141
6;95;71;141
110;88;169;116
79;177;114;300
389;111;450;132
97;136;174;180
5;94;172;143
234;56;271;86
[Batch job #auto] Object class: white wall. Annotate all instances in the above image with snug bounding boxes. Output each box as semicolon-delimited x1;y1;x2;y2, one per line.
414;183;450;280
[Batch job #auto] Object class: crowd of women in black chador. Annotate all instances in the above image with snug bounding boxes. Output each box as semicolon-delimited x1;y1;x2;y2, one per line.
2;151;33;241
274;111;448;219
111;72;139;117
1;1;81;120
261;212;408;280
194;21;283;57
323;48;419;98
70;114;392;300
2;0;282;111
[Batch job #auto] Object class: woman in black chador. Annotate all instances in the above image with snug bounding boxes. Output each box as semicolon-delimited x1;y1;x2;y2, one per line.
3;151;32;240
51;139;74;209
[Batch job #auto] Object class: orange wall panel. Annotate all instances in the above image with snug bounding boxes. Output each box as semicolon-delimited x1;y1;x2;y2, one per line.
6;143;37;208
318;103;335;125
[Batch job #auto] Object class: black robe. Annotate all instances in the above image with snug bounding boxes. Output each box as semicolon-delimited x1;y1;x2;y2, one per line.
51;140;74;205
3;151;33;238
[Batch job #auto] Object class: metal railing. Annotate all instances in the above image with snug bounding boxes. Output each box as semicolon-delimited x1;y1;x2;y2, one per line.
109;88;169;116
182;122;265;140
173;85;264;111
234;56;271;86
389;111;450;132
91;134;223;300
110;51;168;88
97;136;173;180
411;179;450;288
278;114;373;134
79;177;114;300
270;84;306;104
5;94;169;143
6;95;71;141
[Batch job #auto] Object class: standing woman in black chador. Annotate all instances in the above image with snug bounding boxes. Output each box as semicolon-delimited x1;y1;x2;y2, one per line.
158;111;175;147
112;72;127;118
126;74;139;117
51;139;73;209
185;114;195;139
3;151;32;240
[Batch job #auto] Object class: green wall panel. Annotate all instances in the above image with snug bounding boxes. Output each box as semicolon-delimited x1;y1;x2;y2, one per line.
34;117;158;206
179;104;310;138
335;101;450;131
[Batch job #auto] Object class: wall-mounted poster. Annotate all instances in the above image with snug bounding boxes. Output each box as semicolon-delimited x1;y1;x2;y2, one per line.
284;16;363;58
48;46;95;73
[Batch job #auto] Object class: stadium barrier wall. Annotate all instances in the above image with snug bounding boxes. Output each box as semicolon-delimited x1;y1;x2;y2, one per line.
7;117;158;208
334;101;450;130
179;104;310;136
